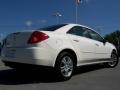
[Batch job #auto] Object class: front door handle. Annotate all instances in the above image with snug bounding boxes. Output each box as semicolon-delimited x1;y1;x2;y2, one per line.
95;43;99;46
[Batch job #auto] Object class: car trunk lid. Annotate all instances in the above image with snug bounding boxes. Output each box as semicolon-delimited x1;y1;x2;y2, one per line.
4;31;33;47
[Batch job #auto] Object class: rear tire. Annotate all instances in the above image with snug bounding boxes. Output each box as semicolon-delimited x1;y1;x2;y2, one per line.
107;52;119;68
55;52;75;80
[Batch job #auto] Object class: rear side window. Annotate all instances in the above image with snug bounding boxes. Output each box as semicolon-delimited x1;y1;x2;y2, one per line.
38;24;67;31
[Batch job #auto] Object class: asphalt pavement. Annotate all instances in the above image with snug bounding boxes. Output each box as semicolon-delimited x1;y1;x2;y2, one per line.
0;58;120;90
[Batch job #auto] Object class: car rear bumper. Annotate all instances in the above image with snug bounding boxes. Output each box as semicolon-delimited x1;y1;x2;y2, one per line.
3;61;53;69
2;57;52;67
1;47;56;67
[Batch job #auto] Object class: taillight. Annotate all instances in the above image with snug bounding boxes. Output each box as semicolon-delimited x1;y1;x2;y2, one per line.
28;31;49;44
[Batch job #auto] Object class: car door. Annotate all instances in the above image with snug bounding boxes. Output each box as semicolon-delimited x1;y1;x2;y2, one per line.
67;26;96;64
88;30;109;59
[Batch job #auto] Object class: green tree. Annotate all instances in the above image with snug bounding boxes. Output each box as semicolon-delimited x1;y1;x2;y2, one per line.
105;30;120;56
104;30;120;47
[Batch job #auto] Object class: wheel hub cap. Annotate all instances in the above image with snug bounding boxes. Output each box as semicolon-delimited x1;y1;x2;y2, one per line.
60;56;73;77
109;54;118;67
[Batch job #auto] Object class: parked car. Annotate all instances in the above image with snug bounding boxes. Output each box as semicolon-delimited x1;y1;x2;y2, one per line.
1;24;119;80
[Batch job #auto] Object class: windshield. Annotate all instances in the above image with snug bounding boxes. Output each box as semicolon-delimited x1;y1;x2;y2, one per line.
38;24;67;31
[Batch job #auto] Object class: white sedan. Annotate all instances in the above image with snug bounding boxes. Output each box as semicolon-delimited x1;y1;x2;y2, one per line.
1;24;119;80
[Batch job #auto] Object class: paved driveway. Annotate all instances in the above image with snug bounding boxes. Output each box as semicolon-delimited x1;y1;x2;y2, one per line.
0;59;120;90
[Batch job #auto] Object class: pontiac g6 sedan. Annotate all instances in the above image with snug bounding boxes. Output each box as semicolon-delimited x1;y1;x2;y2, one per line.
1;24;119;80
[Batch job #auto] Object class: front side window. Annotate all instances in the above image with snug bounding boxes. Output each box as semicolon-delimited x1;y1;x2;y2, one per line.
89;30;104;42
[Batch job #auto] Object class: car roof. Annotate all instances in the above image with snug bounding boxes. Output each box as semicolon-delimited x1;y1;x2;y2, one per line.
54;23;95;33
66;23;94;30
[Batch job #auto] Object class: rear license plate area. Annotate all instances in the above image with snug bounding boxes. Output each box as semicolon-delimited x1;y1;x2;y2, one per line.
5;49;16;58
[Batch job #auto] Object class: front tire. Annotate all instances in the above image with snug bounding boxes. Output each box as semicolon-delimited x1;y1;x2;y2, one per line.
55;52;75;80
107;52;119;68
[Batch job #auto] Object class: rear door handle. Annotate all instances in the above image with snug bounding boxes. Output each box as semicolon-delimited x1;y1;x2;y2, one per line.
73;39;79;42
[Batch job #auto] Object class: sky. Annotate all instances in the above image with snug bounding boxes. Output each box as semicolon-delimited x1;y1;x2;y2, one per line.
0;0;120;38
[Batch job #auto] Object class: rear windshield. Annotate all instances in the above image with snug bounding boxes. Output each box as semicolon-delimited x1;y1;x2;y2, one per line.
38;24;67;31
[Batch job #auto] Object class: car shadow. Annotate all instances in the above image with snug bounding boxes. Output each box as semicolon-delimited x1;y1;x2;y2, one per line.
74;64;106;75
0;64;106;85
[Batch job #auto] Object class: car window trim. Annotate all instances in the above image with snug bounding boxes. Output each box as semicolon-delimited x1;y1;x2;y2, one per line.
67;26;105;43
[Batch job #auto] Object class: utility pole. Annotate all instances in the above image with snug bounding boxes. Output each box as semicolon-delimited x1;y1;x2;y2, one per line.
75;0;81;24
